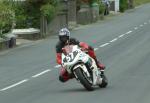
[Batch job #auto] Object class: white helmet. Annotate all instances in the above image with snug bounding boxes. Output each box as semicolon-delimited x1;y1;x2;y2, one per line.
58;28;70;43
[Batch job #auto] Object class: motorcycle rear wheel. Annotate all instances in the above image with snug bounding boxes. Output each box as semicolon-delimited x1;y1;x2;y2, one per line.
99;75;108;88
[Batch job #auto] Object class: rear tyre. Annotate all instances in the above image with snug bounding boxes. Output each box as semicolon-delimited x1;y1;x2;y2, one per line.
99;75;108;88
74;68;94;91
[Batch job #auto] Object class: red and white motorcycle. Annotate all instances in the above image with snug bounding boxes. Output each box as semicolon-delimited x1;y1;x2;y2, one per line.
61;45;108;91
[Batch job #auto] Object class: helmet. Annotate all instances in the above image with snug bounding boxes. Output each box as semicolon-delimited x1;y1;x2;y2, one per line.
58;28;70;43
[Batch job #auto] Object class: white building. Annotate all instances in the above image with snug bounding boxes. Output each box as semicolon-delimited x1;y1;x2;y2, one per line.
109;0;120;13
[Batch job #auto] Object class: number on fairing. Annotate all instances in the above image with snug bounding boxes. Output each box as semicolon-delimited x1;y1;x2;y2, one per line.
63;51;78;62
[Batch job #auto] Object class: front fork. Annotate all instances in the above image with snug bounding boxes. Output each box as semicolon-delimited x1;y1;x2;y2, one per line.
92;68;102;85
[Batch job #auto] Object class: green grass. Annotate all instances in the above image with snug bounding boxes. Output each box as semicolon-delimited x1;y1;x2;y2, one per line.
134;0;150;6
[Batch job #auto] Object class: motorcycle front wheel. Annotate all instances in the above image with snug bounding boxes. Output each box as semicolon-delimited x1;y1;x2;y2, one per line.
74;68;94;91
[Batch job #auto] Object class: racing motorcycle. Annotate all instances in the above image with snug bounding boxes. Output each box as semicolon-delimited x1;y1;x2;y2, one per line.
61;45;108;91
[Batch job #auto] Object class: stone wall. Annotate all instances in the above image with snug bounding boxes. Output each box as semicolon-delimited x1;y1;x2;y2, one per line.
77;6;93;25
46;12;68;36
77;4;99;25
0;38;9;50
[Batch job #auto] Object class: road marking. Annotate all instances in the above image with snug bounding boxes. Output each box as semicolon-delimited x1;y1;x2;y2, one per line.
110;38;118;43
32;69;51;78
144;22;147;25
94;48;99;51
140;24;143;27
55;65;61;68
100;43;110;47
118;34;125;38
0;79;28;91
126;31;132;34
134;27;138;30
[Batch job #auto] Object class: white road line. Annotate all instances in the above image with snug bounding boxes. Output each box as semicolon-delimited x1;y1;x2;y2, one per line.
118;34;125;38
140;24;143;27
94;48;99;51
110;38;118;43
55;65;61;68
100;43;110;47
134;27;138;30
0;79;28;91
32;69;51;78
126;31;132;34
144;22;147;25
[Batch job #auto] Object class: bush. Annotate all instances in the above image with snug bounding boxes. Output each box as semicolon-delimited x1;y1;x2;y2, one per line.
0;1;14;37
120;0;128;12
98;1;105;15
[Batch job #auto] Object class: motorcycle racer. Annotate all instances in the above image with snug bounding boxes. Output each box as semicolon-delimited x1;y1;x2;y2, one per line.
55;28;106;82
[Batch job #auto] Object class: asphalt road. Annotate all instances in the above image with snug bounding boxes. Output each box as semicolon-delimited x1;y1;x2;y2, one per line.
0;4;150;103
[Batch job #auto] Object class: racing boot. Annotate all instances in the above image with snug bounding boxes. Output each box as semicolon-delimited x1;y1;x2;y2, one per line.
59;67;73;83
94;58;105;77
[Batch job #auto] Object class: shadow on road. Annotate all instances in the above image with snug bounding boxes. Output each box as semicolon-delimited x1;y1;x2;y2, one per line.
58;86;111;93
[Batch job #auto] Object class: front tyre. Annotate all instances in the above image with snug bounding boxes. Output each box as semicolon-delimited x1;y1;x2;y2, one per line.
74;68;94;91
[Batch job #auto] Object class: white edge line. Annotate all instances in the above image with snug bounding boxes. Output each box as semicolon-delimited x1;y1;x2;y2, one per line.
126;31;132;34
0;79;28;91
134;27;138;30
110;38;118;43
118;34;125;38
140;24;143;27
94;48;99;51
100;43;110;47
144;22;147;25
32;69;51;78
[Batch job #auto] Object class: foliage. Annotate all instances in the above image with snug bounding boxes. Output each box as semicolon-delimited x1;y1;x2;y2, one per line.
23;0;59;28
40;4;56;22
89;0;97;6
0;1;14;36
13;3;27;28
97;1;105;15
81;0;97;6
120;0;128;12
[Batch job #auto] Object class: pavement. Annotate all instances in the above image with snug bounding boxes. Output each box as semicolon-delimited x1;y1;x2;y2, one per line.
16;39;35;46
16;39;34;46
